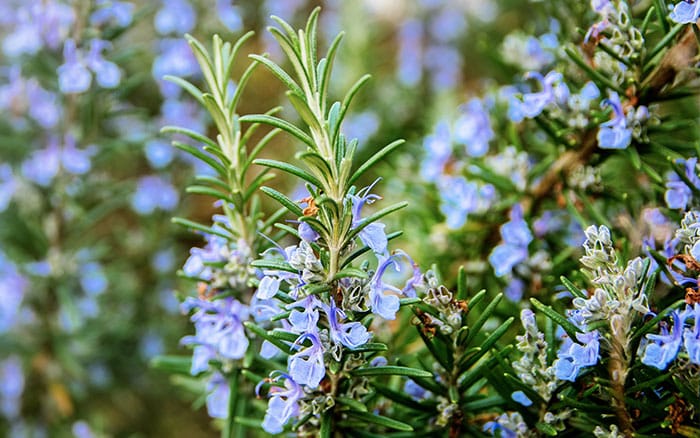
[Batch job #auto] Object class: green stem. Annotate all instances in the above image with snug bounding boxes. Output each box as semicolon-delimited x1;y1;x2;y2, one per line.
223;368;241;438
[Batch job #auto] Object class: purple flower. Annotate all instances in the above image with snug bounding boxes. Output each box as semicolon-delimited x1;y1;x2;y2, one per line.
597;92;632;149
58;39;92;94
404;379;431;401
420;121;452;183
257;276;281;300
0;356;24;419
154;0;196;35
665;157;699;210
216;0;242;31
131;175;179;215
287;295;321;334
424;45;462;90
437;176;495;229
181;297;250;374
289;332;325;388
351;180;388;256
505;277;525;302
80;262;108;296
453;98;493;157
298;222;319;242
21;138;60;186
554;330;600;381
509;71;567;122
2;1;74;57
368;252;420;320
205;372;231;419
489;205;532;277
86;39;121;88
90;0;134;27
145;139;175;169
669;1;700;24
0;255;25;332
642;311;683;370
326;301;371;349
682;303;700;364
396;19;423;86
72;421;94;438
153;39;200;97
260;372;304;434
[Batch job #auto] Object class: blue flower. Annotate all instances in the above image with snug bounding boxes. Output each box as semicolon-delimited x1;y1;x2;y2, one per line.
153;39;200;98
131;175;179;215
154;0;196;35
0;356;24;419
287;295;321;334
72;421;95;438
420;121;452;183
453;98;493;157
665;157;700;210
511;390;533;406
181;297;250;374
259;372;304;434
85;39;121;88
396;19;423;86
368;252;421;320
289;333;325;388
681;303;700;365
669;1;700;24
145;139;175;169
58;39;92;94
90;0;134;27
404;379;431;401
351;180;388;256
554;330;600;381
597;92;632;149
437;176;495;229
205;372;230;419
257;276;281;300
508;71;567;122
641;311;683;370
489;204;532;277
326;301;371;349
216;0;243;31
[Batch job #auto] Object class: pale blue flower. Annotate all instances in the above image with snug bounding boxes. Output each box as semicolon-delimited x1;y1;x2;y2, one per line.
511;390;532;406
0;356;24;419
669;1;700;24
289;332;325;388
90;0;134;27
682;303;700;364
454;98;493;157
259;372;304;434
58;39;91;94
420;121;452;183
665;158;700;210
131;175;179;215
554;330;600;381
205;372;231;419
489;204;532;277
86;39;121;88
351;180;388;256
181;297;250;374
154;0;196;35
597;92;631;149
216;0;242;31
326;301;371;349
642;311;683;370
